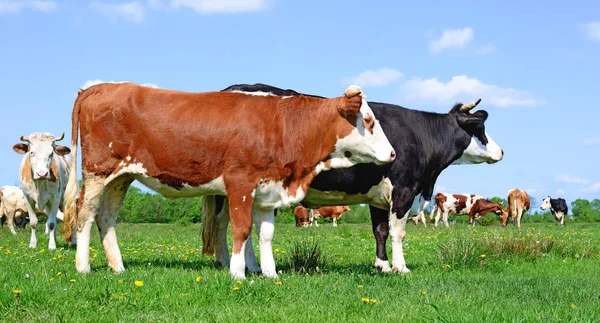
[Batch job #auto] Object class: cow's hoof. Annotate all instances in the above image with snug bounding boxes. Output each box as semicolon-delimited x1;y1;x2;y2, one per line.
392;266;411;274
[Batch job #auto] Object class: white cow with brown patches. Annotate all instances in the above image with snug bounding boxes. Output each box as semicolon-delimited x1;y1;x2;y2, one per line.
13;132;71;249
0;186;29;235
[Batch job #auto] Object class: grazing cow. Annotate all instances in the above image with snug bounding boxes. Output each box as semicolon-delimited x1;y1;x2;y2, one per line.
501;189;530;228
62;82;395;279
311;205;350;227
202;83;503;274
0;186;29;235
294;206;311;227
540;197;568;225
411;210;427;226
12;132;70;249
431;193;484;227
468;198;503;226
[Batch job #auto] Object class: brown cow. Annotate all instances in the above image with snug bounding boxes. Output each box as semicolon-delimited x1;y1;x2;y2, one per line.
468;198;503;226
62;82;395;280
294;206;311;227
501;189;530;228
311;205;350;227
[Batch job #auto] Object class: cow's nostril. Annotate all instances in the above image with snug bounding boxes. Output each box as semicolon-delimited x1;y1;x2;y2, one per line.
390;151;396;160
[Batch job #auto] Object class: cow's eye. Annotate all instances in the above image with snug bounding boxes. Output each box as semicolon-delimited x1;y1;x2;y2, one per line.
30;152;35;157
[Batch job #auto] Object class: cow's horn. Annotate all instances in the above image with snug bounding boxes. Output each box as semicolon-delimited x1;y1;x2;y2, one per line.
54;132;65;142
20;135;29;142
461;98;482;112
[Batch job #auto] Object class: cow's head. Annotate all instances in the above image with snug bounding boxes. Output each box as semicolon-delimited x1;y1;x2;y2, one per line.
450;99;504;165
13;132;70;180
499;207;509;227
328;85;396;168
342;206;351;212
540;197;551;210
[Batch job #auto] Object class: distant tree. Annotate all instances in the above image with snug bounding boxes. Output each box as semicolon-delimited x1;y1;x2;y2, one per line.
528;194;537;215
571;199;593;217
489;197;507;208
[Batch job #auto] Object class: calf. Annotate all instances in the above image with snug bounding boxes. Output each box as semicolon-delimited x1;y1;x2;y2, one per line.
62;82;395;279
540;197;568;225
431;193;483;227
13;133;70;249
502;189;530;228
311;205;350;227
468;198;503;226
0;186;29;235
202;83;503;274
294;206;311;227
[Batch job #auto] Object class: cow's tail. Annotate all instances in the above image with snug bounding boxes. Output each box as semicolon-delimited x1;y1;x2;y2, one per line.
62;88;93;243
201;195;219;255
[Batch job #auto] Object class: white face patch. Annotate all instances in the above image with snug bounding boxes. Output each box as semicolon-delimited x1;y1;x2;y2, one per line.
540;197;551;210
328;86;395;168
452;131;503;165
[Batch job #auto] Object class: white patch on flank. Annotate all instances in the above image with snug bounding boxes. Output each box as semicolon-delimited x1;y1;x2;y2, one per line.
108;142;113;148
453;131;503;165
242;195;246;202
302;177;393;210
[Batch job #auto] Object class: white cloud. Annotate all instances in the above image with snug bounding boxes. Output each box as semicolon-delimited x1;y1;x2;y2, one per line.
0;0;57;13
429;28;473;54
523;188;540;194
399;75;544;108
475;43;495;55
582;182;600;193
579;21;600;41
582;137;600;145
170;0;268;14
555;189;565;196
342;68;403;88
90;1;146;23
555;175;591;185
81;80;159;90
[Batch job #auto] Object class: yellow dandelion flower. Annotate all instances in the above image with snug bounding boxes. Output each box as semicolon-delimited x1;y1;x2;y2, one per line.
563;259;567;263
442;264;451;270
480;254;486;258
57;272;62;276
370;298;378;304
134;280;144;287
235;280;242;285
13;290;22;296
358;285;364;288
571;304;576;309
49;277;55;282
275;281;282;285
361;297;369;303
70;279;76;283
195;276;202;283
421;290;427;295
118;279;124;283
274;248;280;253
232;286;240;291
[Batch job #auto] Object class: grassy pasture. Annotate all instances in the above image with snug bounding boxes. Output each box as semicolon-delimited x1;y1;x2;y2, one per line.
1;222;600;322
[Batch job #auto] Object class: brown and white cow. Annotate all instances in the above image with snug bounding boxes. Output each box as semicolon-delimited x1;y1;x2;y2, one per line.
62;82;395;279
311;205;350;227
468;198;503;226
294;206;311;227
501;188;530;228
0;186;29;235
13;132;71;249
431;193;483;227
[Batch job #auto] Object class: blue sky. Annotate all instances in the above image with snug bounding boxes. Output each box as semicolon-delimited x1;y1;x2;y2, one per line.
0;0;598;209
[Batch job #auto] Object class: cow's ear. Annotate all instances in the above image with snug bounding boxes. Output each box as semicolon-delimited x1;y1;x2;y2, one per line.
457;110;488;127
13;143;29;154
338;93;361;118
55;145;71;156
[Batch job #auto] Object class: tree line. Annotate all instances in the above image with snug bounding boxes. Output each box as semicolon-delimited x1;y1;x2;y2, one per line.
117;186;600;224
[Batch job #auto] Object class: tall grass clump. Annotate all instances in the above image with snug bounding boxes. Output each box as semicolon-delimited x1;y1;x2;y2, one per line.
285;237;327;274
436;236;485;269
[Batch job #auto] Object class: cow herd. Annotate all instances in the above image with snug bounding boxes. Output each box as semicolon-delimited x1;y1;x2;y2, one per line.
0;81;569;280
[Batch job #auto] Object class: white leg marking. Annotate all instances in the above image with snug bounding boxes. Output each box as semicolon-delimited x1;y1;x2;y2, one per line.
333;218;338;227
254;209;278;278
230;239;247;280
374;257;392;273
390;211;410;274
76;219;94;273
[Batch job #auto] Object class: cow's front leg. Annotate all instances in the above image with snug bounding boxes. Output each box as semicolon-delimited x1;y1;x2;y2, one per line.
226;185;255;280
389;189;413;273
370;206;391;272
24;202;38;248
253;208;277;278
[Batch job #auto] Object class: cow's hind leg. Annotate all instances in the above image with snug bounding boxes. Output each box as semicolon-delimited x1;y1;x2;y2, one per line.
6;212;17;235
214;199;231;267
23;201;38;248
333;217;338;227
97;177;133;273
370;206;391;272
46;206;59;250
75;176;105;273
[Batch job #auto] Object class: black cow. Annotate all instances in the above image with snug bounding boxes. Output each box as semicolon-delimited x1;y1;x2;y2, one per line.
202;84;504;273
540;197;568;225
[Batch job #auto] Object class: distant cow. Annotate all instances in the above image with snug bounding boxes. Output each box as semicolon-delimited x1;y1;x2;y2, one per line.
540;197;568;225
294;206;311;227
0;186;29;235
13;132;71;249
62;82;395;280
501;189;530;228
431;193;483;227
311;205;350;227
468;198;503;226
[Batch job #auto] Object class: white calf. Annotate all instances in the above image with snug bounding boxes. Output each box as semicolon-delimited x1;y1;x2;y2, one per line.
0;186;28;235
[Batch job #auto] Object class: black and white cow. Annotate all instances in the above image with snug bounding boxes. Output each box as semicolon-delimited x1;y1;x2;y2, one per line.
540;197;568;225
202;83;503;273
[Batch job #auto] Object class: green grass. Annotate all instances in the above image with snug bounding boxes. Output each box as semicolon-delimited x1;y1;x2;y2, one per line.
2;222;600;322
